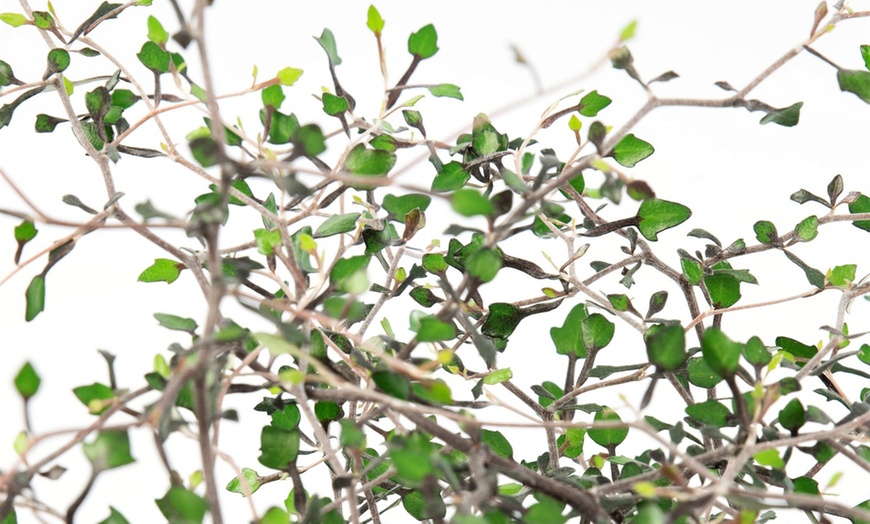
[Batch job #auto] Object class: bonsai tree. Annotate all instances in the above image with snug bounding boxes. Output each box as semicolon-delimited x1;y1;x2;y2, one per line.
3;1;870;523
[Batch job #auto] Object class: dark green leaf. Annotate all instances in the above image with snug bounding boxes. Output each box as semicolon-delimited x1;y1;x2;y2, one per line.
83;430;135;471
743;336;772;366
645;324;686;371
778;398;805;432
579;90;611;117
14;361;40;399
705;273;741;308
97;507;130;524
156;486;209;524
646;290;668;318
849;194;870;232
188;136;218;168
701;327;742;377
138;258;183;284
588;407;628;447
314;401;342;423
408;24;439;59
611;134;654;167
793;476;819;495
73;382;114;413
409;286;440;307
581;313;615;353
25;275;45;322
783;250;825;289
791;188;829;207
837;69;870;104
681;258;703;285
292;124;326;157
258;426;300;469
760;102;803;127
428;83;462;100
753;220;779;244
153;312;197;333
71;2;122;42
637;198;692;241
550;304;588;357
46;48;70;75
137;41;170;73
607;294;632;312
775;336;817;361
403;110;425;136
482;303;524;339
687;357;723;388
685;400;731;427
35;113;67;133
270;404;301;430
313;213;359;238
0;59;22;86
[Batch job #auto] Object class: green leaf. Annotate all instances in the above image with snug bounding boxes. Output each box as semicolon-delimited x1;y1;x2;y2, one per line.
432;161;469;192
775;336;817;361
685;400;731;427
481;429;513;459
794;215;818;242
483;368;512;385
314;401;342;423
339;419;366;449
345;144;396;175
254;228;282;255
581;313;615;353
408;24;439;59
313;213;359;238
466;248;502;283
261;85;285;109
481;303;524;339
687;357;723;388
778;398;805;432
97;507;130;524
705;273;741;308
828;264;857;287
226;468;262;495
292;124;326;157
754;449;784;470
147;15;168;46
753;220;779;244
451;189;493;217
578;90;612;117
322;93;348;116
837;69;870;104
366;5;384;34
153;313;197;333
645;324;686;371
550;304;588;357
156;487;209;524
760;102;803;127
32;11;53;29
588;407;628;448
138;258;183;284
315;28;341;66
137;41;170;73
611;134;654;167
422;254;448;274
277;66;304;86
0;59;21;86
701;327;742;377
46;48;70;76
383;194;431;220
681;258;703;285
258;426;300;469
793;476;819;495
848;194;870;232
35;113;67;133
403;490;446;521
14;361;40;399
83;430;135;471
428;83;463;100
743;336;772;366
70;2;123;42
330;255;370;292
372;371;411;400
416;317;456;342
0;13;28;27
783;250;825;289
25;275;45;322
637;198;692;241
271;404;301;430
646;290;668;318
73;382;114;413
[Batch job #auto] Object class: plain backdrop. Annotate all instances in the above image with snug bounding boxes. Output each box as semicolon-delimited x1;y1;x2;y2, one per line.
3;1;870;522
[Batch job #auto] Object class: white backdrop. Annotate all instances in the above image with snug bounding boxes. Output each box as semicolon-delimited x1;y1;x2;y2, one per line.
3;1;870;522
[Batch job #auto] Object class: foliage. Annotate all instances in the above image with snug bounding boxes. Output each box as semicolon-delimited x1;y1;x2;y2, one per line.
3;2;870;524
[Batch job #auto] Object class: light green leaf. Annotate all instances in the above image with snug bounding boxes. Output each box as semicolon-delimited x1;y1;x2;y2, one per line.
277;66;304;86
408;24;438;59
451;189;493;217
366;5;384;34
794;215;818;242
226;468;262;496
0;13;28;27
138;258;183;284
146;15;168;46
428;84;462;100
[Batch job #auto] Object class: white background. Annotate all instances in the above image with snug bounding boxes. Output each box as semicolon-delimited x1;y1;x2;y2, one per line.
3;0;870;522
